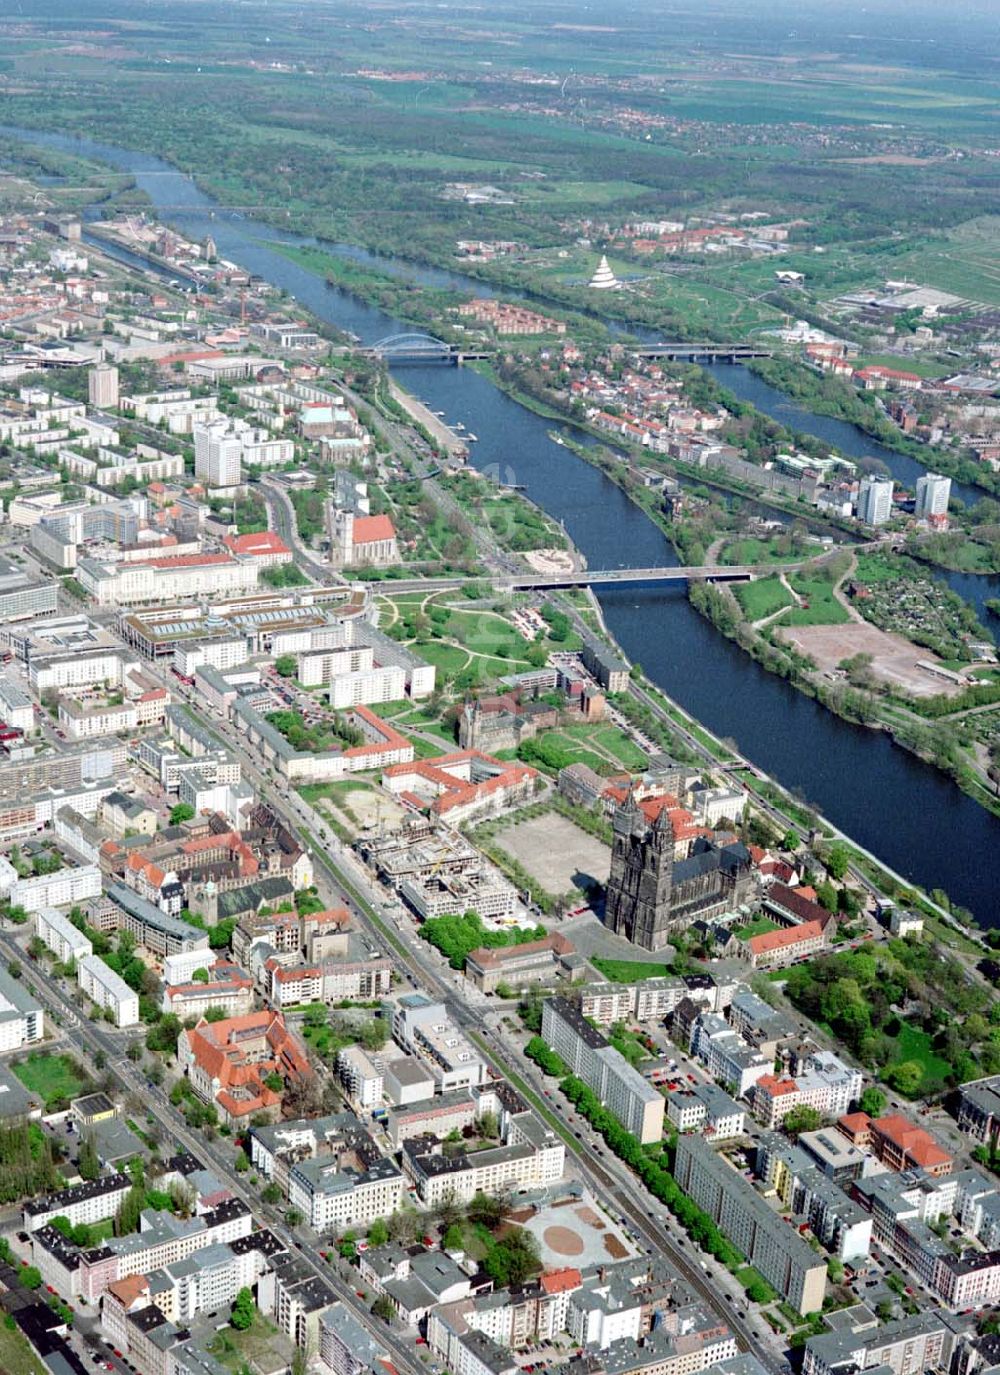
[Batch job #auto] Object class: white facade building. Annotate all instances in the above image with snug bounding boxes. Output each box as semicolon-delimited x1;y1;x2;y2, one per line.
77;953;140;1026
35;906;93;965
915;472;951;520
857;476;895;526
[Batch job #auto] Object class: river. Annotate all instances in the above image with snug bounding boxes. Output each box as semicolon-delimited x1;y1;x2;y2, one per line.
7;124;1000;924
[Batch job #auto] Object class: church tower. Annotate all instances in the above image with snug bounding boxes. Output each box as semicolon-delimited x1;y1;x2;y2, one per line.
605;793;674;951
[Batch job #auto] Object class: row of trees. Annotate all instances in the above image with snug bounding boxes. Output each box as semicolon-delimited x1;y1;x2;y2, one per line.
524;1039;744;1271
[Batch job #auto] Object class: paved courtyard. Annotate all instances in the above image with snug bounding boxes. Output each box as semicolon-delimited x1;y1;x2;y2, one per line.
521;1192;639;1269
494;811;611;895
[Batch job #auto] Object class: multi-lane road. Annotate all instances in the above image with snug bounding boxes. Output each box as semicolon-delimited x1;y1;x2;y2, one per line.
130;652;791;1373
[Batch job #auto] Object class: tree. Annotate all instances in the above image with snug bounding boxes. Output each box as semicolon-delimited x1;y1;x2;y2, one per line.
371;1295;394;1325
21;1266;42;1290
264;1071;285;1093
442;1222;465;1251
6;961;21;980
484;1229;540;1287
275;655;297;678
860;1086;887;1118
261;1182;282;1205
467;1191;505;1231
191;967;210;984
78;1134;100;1181
887;1060;924;1097
235;1150;250;1174
367;1217;389;1247
170;803;195;826
475;1111;499;1140
230;1286;255;1331
286;1208;304;1227
783;1105;823;1140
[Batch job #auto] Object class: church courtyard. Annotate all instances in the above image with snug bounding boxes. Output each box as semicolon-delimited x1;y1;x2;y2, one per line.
492;810;611;896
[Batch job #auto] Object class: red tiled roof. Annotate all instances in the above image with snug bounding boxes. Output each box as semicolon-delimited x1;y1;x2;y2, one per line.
540;1268;582;1294
765;882;829;925
224;531;291;557
143;552;235;570
351;514;396;545
838;1111;872;1136
755;1075;799;1098
105;1275;149;1309
747;919;825;956
871;1113;952;1170
467;933;574;968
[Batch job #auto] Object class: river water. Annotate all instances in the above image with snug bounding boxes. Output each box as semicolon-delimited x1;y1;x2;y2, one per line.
7;125;999;924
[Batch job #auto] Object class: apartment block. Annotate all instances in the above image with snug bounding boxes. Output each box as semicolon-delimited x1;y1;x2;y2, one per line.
77;954;140;1026
24;1174;132;1233
689;1013;772;1099
542;997;665;1145
0;964;44;1050
673;1134;827;1314
35;905;93;965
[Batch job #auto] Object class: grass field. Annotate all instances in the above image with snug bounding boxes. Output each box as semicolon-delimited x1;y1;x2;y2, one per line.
0;1319;46;1375
12;1052;88;1109
785;575;851;626
738;916;783;940
734;576;795;622
591;958;673;982
209;1312;289;1373
854;553;903;584
884;1022;953;1096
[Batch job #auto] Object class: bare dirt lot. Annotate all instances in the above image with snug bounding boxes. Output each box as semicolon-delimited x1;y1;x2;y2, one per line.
493;811;611;894
544;1225;585;1256
777;622;964;699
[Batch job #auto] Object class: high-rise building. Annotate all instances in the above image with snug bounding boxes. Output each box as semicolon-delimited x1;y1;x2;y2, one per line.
88;362;119;410
856;476;895;526
194;421;243;488
915;472;951;519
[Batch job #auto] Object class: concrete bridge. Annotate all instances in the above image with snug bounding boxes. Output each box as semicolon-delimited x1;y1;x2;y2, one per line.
365;564;770;594
631;343;772;362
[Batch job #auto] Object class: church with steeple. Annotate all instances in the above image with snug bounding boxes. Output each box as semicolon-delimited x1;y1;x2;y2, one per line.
604;787;755;950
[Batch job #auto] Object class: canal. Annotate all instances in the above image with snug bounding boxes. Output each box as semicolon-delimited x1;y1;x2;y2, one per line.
6;125;999;924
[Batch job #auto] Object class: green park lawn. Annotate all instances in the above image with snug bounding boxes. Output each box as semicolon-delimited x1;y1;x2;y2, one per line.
12;1053;88;1110
883;1022;954;1096
738;915;783;940
591;958;673;982
734;576;795;622
785;576;850;626
0;1320;46;1375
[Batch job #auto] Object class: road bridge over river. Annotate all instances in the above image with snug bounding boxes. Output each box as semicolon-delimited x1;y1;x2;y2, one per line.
364;563;794;595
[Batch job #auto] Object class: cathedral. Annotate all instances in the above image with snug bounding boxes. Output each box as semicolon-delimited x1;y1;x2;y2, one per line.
604;788;755;951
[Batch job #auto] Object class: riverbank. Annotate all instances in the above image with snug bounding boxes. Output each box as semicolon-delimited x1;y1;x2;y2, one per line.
387;381;468;459
687;577;1000;826
745;356;998;500
474;363;1000;825
472;359;865;543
